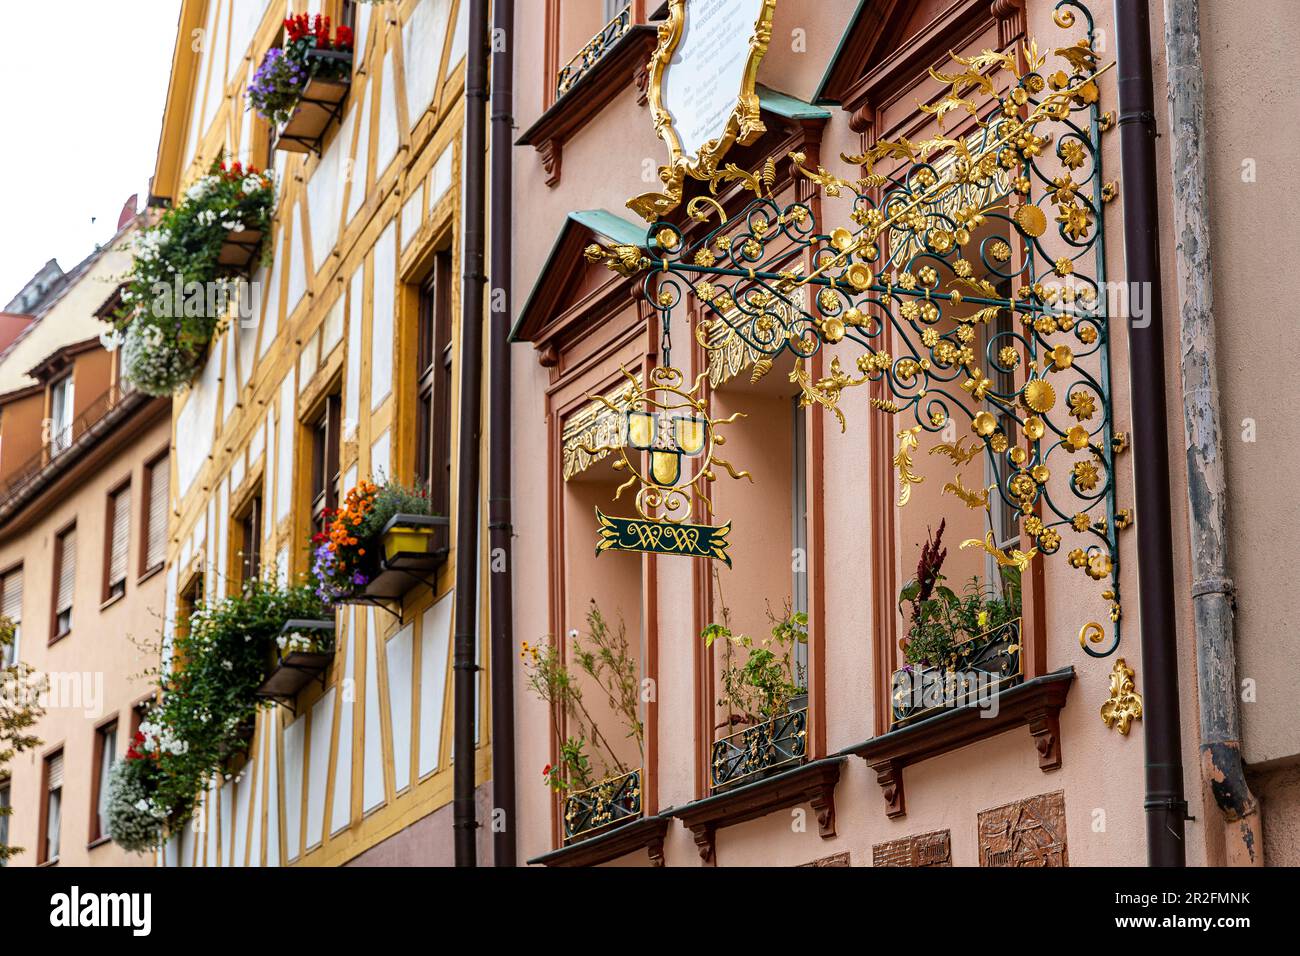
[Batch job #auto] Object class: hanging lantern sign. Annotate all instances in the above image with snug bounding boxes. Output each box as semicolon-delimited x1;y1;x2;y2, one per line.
587;366;749;565
628;0;777;221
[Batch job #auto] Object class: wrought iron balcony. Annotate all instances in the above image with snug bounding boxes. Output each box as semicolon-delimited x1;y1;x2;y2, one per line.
711;708;808;792
0;381;143;509
890;617;1024;726
563;767;643;844
556;4;633;99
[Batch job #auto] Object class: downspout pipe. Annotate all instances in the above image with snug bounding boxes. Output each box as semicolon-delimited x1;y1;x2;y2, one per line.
489;0;518;867
453;0;491;867
1113;0;1188;866
1162;0;1262;865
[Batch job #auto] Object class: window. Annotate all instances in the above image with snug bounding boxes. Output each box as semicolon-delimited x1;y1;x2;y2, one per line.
236;492;264;588
415;250;453;514
90;721;117;844
341;0;357;32
40;751;62;864
104;482;131;601
603;0;628;21
0;778;10;866
178;573;204;643
0;566;19;668
141;453;169;575
310;396;342;537
51;525;76;640
48;374;74;455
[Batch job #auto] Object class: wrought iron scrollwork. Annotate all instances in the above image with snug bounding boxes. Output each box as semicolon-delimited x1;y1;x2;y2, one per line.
710;708;808;791
587;0;1126;657
563;767;644;844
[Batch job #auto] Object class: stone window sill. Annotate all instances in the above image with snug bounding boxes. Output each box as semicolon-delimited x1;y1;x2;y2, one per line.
842;667;1075;819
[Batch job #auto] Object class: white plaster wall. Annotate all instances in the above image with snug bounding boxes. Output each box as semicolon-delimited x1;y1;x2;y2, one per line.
418;593;452;776
386;624;414;792
403;0;452;127
306;687;335;849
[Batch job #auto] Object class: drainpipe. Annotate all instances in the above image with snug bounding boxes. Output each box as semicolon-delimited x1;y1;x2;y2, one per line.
1113;0;1187;866
1162;0;1262;865
488;0;518;867
453;0;490;867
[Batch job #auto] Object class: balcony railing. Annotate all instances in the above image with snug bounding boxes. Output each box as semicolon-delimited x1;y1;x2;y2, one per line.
563;767;643;844
890;618;1024;726
711;708;808;792
556;4;633;99
0;382;137;507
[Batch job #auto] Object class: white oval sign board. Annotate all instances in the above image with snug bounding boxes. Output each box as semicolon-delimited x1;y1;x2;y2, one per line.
662;0;769;162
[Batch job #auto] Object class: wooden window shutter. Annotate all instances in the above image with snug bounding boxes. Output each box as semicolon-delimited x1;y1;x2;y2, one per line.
1;569;21;623
109;486;131;585
56;531;76;614
146;457;168;569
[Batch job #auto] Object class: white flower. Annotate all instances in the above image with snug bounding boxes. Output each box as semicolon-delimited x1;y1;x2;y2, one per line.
196;208;218;227
221;220;246;232
241;174;267;195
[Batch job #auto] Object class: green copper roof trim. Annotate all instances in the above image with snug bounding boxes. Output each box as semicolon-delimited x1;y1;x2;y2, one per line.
756;85;831;120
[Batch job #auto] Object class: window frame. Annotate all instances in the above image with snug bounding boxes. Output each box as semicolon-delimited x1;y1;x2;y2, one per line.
308;393;342;539
88;716;118;847
415;247;454;515
0;562;20;668
102;476;132;605
0;776;10;867
233;486;265;591
37;746;64;866
47;372;74;456
50;520;76;643
139;449;170;581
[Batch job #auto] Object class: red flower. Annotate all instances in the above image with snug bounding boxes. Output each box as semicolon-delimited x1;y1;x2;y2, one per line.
542;763;552;777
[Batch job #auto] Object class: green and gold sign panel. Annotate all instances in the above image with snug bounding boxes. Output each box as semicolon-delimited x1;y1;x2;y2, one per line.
595;509;733;566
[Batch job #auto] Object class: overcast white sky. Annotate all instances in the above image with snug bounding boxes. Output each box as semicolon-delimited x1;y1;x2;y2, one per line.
0;0;183;305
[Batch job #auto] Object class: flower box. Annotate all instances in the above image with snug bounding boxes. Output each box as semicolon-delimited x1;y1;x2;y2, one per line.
354;514;450;602
562;768;644;845
254;618;336;706
890;618;1023;726
216;226;264;274
710;707;808;793
274;49;353;154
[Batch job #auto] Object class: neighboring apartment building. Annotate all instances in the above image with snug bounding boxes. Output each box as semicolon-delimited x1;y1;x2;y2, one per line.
0;209;170;867
507;0;1300;867
147;0;488;867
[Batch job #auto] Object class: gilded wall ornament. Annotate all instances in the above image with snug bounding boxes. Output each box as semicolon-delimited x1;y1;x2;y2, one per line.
628;0;777;220
1100;657;1143;734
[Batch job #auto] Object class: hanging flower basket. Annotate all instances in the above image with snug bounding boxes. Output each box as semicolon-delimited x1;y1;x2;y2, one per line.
106;159;275;396
254;618;337;706
249;14;353;154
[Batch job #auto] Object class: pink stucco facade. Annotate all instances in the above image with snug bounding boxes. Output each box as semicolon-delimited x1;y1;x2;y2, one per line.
504;0;1299;867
